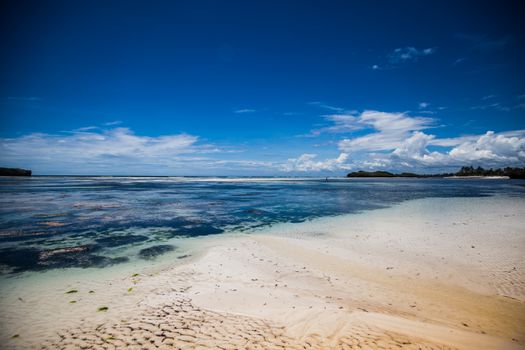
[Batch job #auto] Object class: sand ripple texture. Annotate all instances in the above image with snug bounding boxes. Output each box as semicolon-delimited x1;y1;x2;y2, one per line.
40;297;454;350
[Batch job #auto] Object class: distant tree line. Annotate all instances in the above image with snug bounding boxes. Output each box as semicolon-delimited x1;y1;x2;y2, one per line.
455;166;525;179
0;167;32;176
347;166;525;179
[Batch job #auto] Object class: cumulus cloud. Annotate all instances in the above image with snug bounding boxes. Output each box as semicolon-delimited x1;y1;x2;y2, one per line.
382;130;525;169
3;110;524;175
283;153;350;172
336;110;434;152
285;130;525;173
448;131;525;164
285;109;525;172
0;127;221;174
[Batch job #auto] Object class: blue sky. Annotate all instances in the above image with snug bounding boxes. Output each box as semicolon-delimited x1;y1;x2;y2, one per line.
1;0;524;175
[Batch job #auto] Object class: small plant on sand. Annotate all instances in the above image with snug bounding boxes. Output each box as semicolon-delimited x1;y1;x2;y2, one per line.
11;334;19;339
65;289;78;294
97;306;109;312
69;300;77;304
89;290;95;294
128;287;133;293
131;273;140;277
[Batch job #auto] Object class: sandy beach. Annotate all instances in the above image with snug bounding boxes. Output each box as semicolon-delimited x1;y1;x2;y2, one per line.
1;195;524;349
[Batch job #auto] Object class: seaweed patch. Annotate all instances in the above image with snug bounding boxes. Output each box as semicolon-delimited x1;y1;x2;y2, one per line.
138;244;175;260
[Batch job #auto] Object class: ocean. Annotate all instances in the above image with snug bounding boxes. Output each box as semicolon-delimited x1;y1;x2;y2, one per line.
1;176;524;275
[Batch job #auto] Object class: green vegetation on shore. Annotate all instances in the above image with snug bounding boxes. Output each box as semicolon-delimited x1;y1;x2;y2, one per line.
0;167;32;176
347;166;525;179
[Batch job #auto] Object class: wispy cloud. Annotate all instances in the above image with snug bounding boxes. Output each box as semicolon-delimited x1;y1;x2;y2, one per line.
7;96;44;101
307;114;361;136
310;110;434;140
388;47;436;64
456;33;512;51
0;127;222;174
453;57;467;66
104;120;123;126
337;111;435;152
234;108;256;114
418;102;430;109
469;102;511;112
372;46;436;70
72;126;99;132
308;101;347;113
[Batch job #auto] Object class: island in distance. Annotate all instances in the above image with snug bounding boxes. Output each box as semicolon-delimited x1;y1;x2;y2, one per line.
0;167;32;176
347;166;525;179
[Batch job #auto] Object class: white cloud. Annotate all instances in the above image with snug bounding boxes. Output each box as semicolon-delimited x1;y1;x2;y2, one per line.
379;130;525;169
0;127;221;174
285;129;525;173
392;131;434;158
310;114;362;135
286;109;525;172
428;135;479;147
72;126;99;132
336;110;434;152
388;47;435;64
104;120;123;126
234;108;256;114
448;131;525;164
419;102;429;109
3;109;524;175
312;110;434;140
469;102;512;112
308;102;348;113
283;153;350;172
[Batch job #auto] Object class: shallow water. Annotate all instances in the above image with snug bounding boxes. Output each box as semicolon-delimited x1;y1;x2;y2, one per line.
1;176;524;274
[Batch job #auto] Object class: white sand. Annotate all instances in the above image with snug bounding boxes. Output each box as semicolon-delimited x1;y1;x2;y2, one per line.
1;196;524;349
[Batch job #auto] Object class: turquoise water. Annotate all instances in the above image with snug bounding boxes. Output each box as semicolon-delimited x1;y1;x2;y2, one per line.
1;176;524;274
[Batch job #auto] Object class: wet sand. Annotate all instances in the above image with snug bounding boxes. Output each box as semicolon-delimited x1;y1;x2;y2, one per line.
1;196;524;349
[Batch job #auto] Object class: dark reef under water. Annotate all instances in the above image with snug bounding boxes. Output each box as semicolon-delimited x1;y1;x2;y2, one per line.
1;176;524;274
